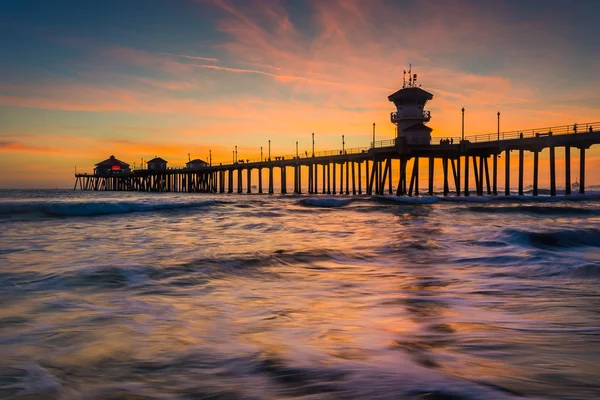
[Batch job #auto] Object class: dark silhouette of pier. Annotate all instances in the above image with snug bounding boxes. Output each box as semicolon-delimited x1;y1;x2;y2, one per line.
75;121;599;197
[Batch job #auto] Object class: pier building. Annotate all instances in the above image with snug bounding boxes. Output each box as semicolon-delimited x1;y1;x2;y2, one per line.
93;155;130;176
147;157;168;172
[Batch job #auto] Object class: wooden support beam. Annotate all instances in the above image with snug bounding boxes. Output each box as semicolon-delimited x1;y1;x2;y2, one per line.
442;157;449;196
504;149;511;196
368;160;376;195
484;157;491;195
387;159;393;194
327;163;331;194
492;153;498;195
358;162;362;195
308;164;312;194
258;169;262;193
351;162;356;195
298;164;302;194
533;151;539;196
408;159;417;196
580;147;585;194
247;168;252;194
396;159;404;196
550;146;556;196
237;169;243;193
518;150;524;195
322;164;326;194
428;157;434;196
339;162;344;195
332;163;337;194
479;156;485;195
565;147;571;195
373;160;379;195
281;166;287;194
412;157;419;196
314;164;318;194
451;158;459;196
472;156;480;196
381;159;390;195
346;161;350;195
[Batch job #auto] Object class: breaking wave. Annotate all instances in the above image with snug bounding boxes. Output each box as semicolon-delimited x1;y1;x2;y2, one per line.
0;199;220;218
505;227;600;249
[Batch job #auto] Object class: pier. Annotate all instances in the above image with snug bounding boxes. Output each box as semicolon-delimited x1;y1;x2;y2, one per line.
75;72;599;197
74;121;599;197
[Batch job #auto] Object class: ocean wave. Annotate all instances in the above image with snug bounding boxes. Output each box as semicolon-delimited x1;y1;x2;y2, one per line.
373;195;440;204
0;199;220;218
298;197;353;207
463;205;600;216
505;227;600;249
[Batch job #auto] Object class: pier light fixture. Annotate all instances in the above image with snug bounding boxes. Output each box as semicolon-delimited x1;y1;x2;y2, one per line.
461;108;465;142
261;146;263;162
296;141;298;158
312;133;315;157
268;140;271;161
342;135;345;153
235;145;238;163
497;111;501;141
232;150;234;163
372;122;376;148
209;149;212;166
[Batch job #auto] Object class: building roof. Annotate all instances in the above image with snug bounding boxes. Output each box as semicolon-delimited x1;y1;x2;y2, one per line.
147;157;168;164
187;158;207;164
95;155;130;168
388;86;433;103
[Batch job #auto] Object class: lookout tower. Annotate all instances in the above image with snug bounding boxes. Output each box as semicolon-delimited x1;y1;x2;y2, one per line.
388;66;433;145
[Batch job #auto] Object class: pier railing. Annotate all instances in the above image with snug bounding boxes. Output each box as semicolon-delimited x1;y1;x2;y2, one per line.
464;121;599;143
78;120;599;174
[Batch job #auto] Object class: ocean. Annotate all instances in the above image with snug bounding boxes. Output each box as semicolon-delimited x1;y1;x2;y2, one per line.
1;189;600;400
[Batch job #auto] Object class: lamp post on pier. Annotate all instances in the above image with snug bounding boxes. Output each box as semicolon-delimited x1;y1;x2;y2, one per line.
209;150;212;166
372;122;376;148
342;135;345;154
497;111;501;141
235;145;238;163
312;133;315;157
461;108;465;142
296;141;298;158
261;146;263;162
268;140;271;161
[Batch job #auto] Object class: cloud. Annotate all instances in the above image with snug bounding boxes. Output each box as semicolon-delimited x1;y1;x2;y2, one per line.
160;52;220;63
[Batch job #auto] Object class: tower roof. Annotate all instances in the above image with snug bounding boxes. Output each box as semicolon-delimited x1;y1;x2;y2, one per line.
388;86;433;105
95;155;130;168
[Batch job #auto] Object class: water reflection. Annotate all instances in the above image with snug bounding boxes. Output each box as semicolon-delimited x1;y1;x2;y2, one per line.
1;191;599;398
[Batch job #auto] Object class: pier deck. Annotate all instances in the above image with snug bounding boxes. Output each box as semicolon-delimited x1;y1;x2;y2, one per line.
75;122;600;197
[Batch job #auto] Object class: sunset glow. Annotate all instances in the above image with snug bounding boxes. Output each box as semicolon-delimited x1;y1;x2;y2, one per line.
1;0;599;188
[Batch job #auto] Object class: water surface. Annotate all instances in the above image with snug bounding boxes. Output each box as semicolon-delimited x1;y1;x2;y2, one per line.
1;190;600;399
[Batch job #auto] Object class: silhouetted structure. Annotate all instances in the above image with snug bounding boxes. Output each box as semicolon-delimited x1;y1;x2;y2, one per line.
75;73;599;197
147;157;168;171
93;155;130;176
186;158;208;170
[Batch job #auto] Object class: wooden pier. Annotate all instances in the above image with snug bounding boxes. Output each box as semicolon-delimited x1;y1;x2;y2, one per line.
75;121;599;197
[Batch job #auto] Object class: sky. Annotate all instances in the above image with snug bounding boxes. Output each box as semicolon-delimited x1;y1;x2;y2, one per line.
1;0;599;188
